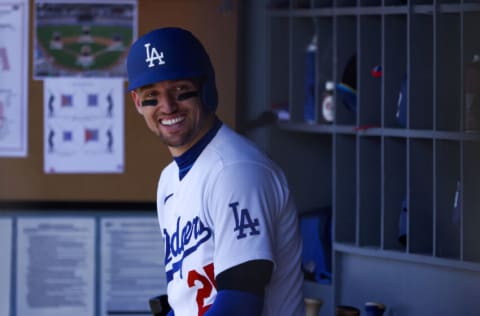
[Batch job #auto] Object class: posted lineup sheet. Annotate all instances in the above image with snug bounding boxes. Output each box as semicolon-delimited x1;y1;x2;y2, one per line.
100;217;167;316
16;217;96;316
0;218;13;316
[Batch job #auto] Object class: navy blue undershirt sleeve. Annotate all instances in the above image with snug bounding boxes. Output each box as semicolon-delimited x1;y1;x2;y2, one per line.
204;290;264;316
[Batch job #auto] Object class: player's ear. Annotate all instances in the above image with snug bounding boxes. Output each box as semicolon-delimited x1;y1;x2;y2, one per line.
130;90;143;114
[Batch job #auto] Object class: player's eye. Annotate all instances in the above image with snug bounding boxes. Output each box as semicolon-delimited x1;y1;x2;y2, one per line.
173;83;199;101
141;99;158;107
177;91;199;101
141;91;159;107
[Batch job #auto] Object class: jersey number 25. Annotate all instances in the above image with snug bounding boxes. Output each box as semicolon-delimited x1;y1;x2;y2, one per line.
187;263;216;316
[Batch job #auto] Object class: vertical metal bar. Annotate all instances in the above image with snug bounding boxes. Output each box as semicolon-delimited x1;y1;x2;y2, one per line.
356;13;361;247
459;1;465;262
432;0;438;257
332;0;339;309
264;0;273;153
405;0;412;254
380;9;386;250
289;13;293;119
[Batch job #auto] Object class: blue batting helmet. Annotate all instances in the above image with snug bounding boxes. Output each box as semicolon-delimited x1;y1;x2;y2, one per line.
126;27;218;112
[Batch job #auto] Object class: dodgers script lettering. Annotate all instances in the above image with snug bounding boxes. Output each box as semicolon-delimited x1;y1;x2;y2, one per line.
164;216;212;282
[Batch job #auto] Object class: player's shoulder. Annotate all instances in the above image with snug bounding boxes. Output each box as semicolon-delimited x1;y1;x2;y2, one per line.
207;124;272;165
202;125;288;186
159;160;177;178
157;161;177;189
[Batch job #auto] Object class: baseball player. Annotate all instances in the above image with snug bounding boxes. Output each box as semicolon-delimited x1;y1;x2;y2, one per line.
127;27;305;316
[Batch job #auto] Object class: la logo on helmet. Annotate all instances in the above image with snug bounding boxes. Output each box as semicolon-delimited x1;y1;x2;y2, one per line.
144;43;165;68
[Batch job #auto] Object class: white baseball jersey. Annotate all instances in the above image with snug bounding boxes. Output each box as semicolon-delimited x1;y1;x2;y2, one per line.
156;124;305;316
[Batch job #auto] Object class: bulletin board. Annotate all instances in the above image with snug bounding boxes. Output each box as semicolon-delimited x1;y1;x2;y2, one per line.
0;0;239;202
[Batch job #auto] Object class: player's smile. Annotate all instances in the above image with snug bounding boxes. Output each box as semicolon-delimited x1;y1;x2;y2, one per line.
157;113;189;140
161;116;185;126
131;79;214;156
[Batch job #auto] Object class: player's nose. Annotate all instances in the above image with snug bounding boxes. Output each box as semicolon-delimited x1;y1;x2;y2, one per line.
156;93;178;114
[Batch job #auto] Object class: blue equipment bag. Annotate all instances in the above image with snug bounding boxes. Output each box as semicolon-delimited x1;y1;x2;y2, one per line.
299;207;332;284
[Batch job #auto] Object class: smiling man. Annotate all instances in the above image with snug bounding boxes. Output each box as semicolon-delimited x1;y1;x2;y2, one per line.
127;27;305;316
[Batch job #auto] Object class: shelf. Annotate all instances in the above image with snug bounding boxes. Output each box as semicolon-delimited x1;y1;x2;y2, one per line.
277;122;480;140
277;120;335;133
267;3;480;16
334;242;480;273
261;0;480;313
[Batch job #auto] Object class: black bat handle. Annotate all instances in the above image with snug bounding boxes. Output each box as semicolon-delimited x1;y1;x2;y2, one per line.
149;294;171;316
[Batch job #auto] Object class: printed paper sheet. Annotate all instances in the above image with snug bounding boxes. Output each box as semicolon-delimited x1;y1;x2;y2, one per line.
0;218;12;316
16;217;96;316
0;0;29;157
44;77;124;173
101;216;167;316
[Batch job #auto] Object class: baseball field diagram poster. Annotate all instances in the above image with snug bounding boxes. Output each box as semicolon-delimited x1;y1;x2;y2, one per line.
0;0;29;157
44;77;124;173
34;0;137;79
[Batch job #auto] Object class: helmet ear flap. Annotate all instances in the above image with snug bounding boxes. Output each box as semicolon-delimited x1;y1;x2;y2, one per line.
201;75;218;112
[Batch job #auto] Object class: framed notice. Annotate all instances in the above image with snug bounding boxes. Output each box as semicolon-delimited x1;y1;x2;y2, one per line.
0;0;29;157
16;217;96;316
0;218;12;316
101;216;167;316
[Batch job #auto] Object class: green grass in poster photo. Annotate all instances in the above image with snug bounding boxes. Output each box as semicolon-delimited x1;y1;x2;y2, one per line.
37;24;132;71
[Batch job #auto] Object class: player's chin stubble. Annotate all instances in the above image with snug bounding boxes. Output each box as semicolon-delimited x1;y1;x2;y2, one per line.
158;126;196;149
